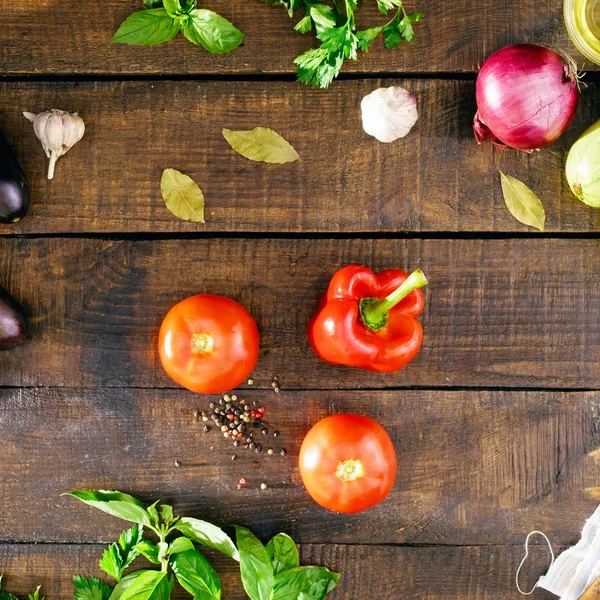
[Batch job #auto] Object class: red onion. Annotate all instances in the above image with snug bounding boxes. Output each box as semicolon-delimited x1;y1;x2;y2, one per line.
473;44;579;152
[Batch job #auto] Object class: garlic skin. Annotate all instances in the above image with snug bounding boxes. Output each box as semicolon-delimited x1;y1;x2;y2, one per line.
361;86;418;143
23;110;85;180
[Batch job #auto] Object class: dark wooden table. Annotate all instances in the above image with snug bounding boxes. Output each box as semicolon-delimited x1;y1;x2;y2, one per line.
1;1;599;598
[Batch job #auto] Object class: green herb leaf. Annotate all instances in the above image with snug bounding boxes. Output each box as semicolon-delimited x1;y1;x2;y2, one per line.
171;549;221;600
182;9;244;54
27;589;42;600
499;172;545;231
309;4;336;30
134;541;160;565
168;538;195;556
266;534;299;575
160;169;205;223
117;572;169;600
174;517;239;561
398;11;421;43
382;21;402;49
235;526;274;600
222;128;300;164
99;544;123;581
356;26;382;52
294;15;312;33
73;577;112;600
163;0;188;17
143;0;164;8
160;504;175;525
375;0;401;14
119;525;144;570
112;9;180;46
108;572;148;600
272;567;341;600
146;502;160;527
65;491;152;526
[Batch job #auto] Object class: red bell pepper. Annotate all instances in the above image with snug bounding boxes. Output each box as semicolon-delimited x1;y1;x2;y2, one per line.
308;265;427;372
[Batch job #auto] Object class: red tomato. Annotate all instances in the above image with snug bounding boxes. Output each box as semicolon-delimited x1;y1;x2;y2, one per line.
299;414;397;513
159;294;259;394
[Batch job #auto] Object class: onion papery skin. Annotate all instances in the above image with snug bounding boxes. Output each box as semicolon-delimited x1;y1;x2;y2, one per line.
474;44;579;151
566;119;600;208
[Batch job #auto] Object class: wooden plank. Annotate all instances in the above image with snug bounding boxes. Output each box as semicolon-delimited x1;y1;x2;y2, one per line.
0;238;598;390
0;81;598;234
0;0;591;75
0;542;557;600
0;387;597;545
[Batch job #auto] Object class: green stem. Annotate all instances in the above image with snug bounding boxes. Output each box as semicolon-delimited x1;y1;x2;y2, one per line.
158;531;169;573
359;269;428;331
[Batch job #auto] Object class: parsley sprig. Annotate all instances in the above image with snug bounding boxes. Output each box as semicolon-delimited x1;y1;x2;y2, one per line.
265;0;422;88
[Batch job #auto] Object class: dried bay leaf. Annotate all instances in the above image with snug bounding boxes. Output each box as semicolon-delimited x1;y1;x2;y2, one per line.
500;171;545;231
160;168;205;223
222;127;300;164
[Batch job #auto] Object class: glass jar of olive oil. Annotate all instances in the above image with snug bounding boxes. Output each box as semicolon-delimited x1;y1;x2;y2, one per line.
565;0;600;64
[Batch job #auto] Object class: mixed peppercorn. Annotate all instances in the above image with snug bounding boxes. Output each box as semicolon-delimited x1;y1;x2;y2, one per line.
195;378;287;492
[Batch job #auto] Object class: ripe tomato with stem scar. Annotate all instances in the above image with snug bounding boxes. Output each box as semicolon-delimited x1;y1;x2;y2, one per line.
159;294;259;394
299;414;397;513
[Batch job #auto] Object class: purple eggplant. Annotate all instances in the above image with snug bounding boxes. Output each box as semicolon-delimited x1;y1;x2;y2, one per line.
0;286;27;350
0;131;29;224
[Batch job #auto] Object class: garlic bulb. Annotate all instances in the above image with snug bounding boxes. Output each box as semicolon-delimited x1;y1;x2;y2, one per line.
361;86;418;143
23;110;85;180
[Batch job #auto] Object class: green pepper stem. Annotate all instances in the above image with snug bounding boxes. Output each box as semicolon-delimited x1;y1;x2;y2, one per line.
360;269;428;331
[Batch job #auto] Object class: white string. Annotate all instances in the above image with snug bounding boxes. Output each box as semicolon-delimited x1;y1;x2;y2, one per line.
516;531;556;595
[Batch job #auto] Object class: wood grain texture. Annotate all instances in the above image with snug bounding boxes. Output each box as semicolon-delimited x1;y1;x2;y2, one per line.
0;80;598;234
0;543;557;600
0;0;593;76
0;238;598;390
0;387;598;545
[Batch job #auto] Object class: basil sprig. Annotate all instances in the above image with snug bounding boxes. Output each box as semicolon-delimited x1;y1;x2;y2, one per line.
61;490;340;600
113;0;244;53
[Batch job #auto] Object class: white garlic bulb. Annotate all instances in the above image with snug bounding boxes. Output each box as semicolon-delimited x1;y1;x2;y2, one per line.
23;109;85;180
361;86;418;143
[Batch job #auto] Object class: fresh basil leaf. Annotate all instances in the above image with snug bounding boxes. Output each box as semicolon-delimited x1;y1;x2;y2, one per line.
160;169;205;223
163;0;184;17
160;504;175;526
266;534;299;575
109;572;148;600
272;567;341;600
65;491;151;526
73;577;112;600
182;9;244;54
112;9;180;46
118;572;169;600
500;171;545;231
146;502;160;527
174;517;239;561
134;542;160;565
171;549;221;600
143;0;163;8
222;128;300;164
168;537;195;556
0;577;19;600
27;589;42;600
99;544;123;581
235;526;274;600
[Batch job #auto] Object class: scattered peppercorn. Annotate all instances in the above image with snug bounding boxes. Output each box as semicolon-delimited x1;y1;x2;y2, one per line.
261;428;268;435
261;482;268;490
268;448;274;455
280;448;287;456
273;431;280;438
232;455;237;461
175;460;181;467
203;425;210;433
